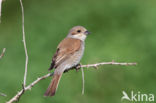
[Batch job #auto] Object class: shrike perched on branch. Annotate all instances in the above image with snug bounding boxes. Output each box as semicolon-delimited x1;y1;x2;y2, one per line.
44;26;90;96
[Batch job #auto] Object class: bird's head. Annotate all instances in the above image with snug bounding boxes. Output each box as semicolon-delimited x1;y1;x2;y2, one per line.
67;26;90;41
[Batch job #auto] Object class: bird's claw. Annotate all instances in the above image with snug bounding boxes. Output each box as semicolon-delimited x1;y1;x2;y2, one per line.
75;63;81;72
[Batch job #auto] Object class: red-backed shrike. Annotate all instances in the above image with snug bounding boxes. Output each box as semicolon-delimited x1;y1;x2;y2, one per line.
44;26;90;96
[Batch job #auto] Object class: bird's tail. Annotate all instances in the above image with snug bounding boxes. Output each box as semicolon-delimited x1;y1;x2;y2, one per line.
44;73;62;96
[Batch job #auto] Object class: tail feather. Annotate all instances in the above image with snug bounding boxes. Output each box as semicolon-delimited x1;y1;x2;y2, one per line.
44;73;62;96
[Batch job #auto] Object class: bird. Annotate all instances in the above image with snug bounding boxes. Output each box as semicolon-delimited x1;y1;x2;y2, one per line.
44;26;90;96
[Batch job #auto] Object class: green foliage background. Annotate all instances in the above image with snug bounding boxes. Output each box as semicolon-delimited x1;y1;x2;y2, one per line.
0;0;156;103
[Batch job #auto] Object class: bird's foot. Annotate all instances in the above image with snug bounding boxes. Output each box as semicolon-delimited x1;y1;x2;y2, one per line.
75;63;81;72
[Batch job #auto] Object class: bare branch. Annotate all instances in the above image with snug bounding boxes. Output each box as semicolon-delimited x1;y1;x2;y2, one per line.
81;67;85;95
6;61;137;103
6;73;51;103
19;0;29;88
0;0;2;23
0;0;4;23
0;49;7;97
0;48;6;59
0;91;7;97
77;62;137;69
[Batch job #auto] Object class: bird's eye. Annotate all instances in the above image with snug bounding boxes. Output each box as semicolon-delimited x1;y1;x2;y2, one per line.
77;30;81;33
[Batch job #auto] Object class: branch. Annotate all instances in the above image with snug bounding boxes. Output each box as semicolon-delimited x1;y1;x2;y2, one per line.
81;67;85;95
19;0;29;88
0;48;6;59
6;61;137;103
0;91;7;97
6;73;51;103
77;61;137;69
0;49;7;97
0;0;4;23
0;0;3;23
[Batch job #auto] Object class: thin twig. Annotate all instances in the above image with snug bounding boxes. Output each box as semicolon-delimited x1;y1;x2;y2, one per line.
0;48;6;59
0;0;2;23
6;73;51;103
19;0;28;88
0;49;7;97
0;92;7;97
81;67;85;95
77;62;137;69
6;61;137;103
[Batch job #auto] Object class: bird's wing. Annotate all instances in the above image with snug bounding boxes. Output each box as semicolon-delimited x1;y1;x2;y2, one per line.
48;38;81;71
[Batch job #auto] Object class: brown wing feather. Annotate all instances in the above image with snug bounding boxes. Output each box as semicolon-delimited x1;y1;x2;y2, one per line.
48;48;59;71
48;38;81;71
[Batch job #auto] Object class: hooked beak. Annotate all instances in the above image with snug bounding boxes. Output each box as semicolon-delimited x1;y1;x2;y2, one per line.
84;31;91;35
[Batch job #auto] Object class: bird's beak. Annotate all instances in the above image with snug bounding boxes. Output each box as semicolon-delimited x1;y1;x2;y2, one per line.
85;31;91;35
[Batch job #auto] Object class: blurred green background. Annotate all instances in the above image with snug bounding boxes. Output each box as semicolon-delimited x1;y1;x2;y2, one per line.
0;0;156;103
